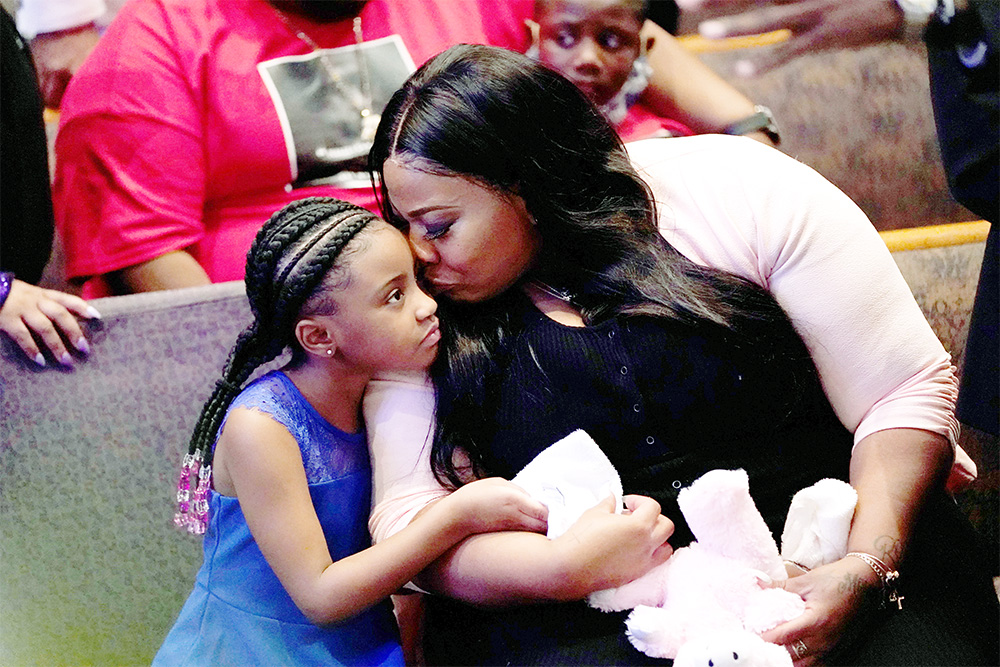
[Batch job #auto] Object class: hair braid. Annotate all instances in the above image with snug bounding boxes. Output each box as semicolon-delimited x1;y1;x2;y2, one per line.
173;197;377;534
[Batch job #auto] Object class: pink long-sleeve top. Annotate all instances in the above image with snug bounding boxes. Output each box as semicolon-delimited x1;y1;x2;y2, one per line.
366;135;973;544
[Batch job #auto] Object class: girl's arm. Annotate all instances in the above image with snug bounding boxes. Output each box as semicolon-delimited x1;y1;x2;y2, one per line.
216;408;547;625
415;494;675;606
364;375;676;606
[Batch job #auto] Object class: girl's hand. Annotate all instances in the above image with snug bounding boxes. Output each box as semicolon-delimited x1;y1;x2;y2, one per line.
0;279;100;366
762;556;882;665
446;477;549;536
552;494;675;593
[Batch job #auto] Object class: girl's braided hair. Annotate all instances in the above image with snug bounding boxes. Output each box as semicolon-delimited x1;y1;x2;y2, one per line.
174;197;377;534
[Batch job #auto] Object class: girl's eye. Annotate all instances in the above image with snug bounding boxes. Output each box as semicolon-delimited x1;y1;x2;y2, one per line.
387;289;403;304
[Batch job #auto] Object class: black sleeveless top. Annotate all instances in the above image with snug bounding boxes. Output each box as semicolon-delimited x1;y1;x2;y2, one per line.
424;294;854;665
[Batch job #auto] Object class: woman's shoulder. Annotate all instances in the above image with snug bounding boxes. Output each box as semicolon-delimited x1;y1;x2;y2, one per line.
625;134;800;180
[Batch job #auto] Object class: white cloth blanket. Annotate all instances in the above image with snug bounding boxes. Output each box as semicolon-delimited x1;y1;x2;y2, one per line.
510;430;623;539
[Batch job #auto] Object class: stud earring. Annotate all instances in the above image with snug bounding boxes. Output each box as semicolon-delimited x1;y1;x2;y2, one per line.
326;348;333;356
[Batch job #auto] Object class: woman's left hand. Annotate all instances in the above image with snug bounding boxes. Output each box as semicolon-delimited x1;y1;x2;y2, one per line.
762;556;882;665
0;279;100;366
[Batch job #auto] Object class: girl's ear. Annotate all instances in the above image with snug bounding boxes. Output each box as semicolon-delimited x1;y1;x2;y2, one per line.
295;318;337;359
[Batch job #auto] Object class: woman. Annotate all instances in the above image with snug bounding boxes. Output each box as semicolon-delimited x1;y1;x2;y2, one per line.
365;44;997;665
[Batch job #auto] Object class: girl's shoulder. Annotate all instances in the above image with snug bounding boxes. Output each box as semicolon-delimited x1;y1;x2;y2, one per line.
223;371;368;484
230;370;299;420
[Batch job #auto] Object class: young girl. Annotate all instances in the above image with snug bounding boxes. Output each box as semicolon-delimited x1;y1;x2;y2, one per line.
153;197;548;665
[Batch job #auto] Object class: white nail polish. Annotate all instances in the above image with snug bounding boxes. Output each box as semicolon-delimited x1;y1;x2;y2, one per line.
60;352;73;366
86;306;102;319
34;353;46;367
76;338;91;355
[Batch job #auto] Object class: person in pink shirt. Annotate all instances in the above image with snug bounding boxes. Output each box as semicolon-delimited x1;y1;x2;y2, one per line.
53;0;505;297
53;0;778;297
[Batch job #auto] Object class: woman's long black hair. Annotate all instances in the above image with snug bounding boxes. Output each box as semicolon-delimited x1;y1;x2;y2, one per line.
369;45;813;488
174;197;377;534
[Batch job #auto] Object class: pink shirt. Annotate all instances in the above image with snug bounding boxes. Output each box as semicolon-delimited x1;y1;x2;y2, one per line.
54;0;527;296
617;102;694;141
366;135;972;544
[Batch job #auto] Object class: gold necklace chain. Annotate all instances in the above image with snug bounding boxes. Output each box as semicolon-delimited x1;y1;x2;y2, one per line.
271;8;380;141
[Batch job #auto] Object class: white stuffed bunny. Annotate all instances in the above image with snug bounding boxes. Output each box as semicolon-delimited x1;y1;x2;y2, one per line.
588;468;807;659
511;430;858;663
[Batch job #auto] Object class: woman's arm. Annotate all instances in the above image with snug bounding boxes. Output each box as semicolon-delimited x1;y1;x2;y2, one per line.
217;408;548;625
111;250;211;293
628;136;964;463
762;428;953;664
628;134;964;663
53;0;209;292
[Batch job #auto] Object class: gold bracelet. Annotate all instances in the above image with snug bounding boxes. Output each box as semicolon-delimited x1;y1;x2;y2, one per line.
846;551;903;610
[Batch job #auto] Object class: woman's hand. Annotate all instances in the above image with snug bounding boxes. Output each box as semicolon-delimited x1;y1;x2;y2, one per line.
0;279;100;366
693;0;903;76
445;477;549;536
552;494;675;593
763;556;882;665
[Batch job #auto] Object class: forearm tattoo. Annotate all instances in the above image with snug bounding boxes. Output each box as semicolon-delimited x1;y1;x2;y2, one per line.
873;535;903;566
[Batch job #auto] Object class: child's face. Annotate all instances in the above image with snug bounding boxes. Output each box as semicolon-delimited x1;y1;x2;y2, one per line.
535;0;643;107
323;224;440;373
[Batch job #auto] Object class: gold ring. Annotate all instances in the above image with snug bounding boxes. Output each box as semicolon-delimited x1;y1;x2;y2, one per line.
791;639;808;659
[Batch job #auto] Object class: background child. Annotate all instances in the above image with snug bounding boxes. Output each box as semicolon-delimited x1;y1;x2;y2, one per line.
527;0;695;141
155;197;548;665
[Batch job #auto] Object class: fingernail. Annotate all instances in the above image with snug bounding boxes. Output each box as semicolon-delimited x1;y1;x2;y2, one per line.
699;20;727;39
34;353;46;367
86;306;102;319
734;60;757;78
60;352;74;366
76;337;91;355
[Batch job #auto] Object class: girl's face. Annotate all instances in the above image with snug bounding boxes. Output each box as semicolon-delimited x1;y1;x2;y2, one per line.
535;0;643;107
323;224;440;372
382;158;542;303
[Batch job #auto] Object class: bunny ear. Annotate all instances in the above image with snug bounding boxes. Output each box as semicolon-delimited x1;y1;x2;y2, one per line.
678;469;785;581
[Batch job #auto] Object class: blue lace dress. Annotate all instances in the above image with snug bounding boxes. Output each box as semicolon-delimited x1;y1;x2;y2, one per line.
154;371;403;666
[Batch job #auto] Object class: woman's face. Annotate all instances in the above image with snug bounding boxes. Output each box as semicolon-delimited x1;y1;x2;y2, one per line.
382;158;541;303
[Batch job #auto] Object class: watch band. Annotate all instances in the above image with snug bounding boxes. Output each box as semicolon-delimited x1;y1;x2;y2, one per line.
723;105;781;145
